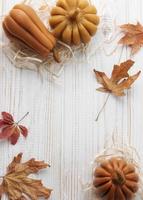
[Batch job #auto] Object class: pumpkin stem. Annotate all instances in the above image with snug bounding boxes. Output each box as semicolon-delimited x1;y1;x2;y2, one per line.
112;169;125;185
69;8;80;21
53;49;61;63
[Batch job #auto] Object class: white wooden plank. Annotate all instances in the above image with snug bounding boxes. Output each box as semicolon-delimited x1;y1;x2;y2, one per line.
0;0;143;200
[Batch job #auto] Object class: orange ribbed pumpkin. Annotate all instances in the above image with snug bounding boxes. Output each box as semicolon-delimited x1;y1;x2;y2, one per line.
93;158;139;200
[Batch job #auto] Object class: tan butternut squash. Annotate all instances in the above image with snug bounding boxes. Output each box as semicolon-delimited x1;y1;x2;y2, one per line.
3;4;56;58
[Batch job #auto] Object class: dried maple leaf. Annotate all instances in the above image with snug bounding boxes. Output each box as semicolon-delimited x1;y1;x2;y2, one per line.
94;60;141;96
0;112;29;145
0;153;52;200
119;22;143;54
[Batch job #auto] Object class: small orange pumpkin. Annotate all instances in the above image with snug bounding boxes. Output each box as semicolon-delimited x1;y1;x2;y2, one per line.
93;158;139;200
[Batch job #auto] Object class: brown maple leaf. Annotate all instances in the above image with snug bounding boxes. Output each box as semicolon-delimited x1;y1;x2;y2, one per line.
119;22;143;54
94;60;141;96
0;112;29;145
0;153;52;200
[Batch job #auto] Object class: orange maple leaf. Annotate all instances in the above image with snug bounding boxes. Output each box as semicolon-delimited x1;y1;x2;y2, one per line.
94;60;141;96
119;22;143;54
0;153;52;200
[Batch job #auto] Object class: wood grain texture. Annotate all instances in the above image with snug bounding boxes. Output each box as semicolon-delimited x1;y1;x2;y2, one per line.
0;0;143;200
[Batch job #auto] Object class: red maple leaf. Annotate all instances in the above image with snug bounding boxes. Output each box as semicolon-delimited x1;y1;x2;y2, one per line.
0;112;29;145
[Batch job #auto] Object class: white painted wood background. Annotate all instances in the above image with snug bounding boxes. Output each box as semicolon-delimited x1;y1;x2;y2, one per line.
0;0;143;199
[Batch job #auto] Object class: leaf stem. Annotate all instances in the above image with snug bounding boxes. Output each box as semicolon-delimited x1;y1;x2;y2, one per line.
17;112;29;124
95;94;110;121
